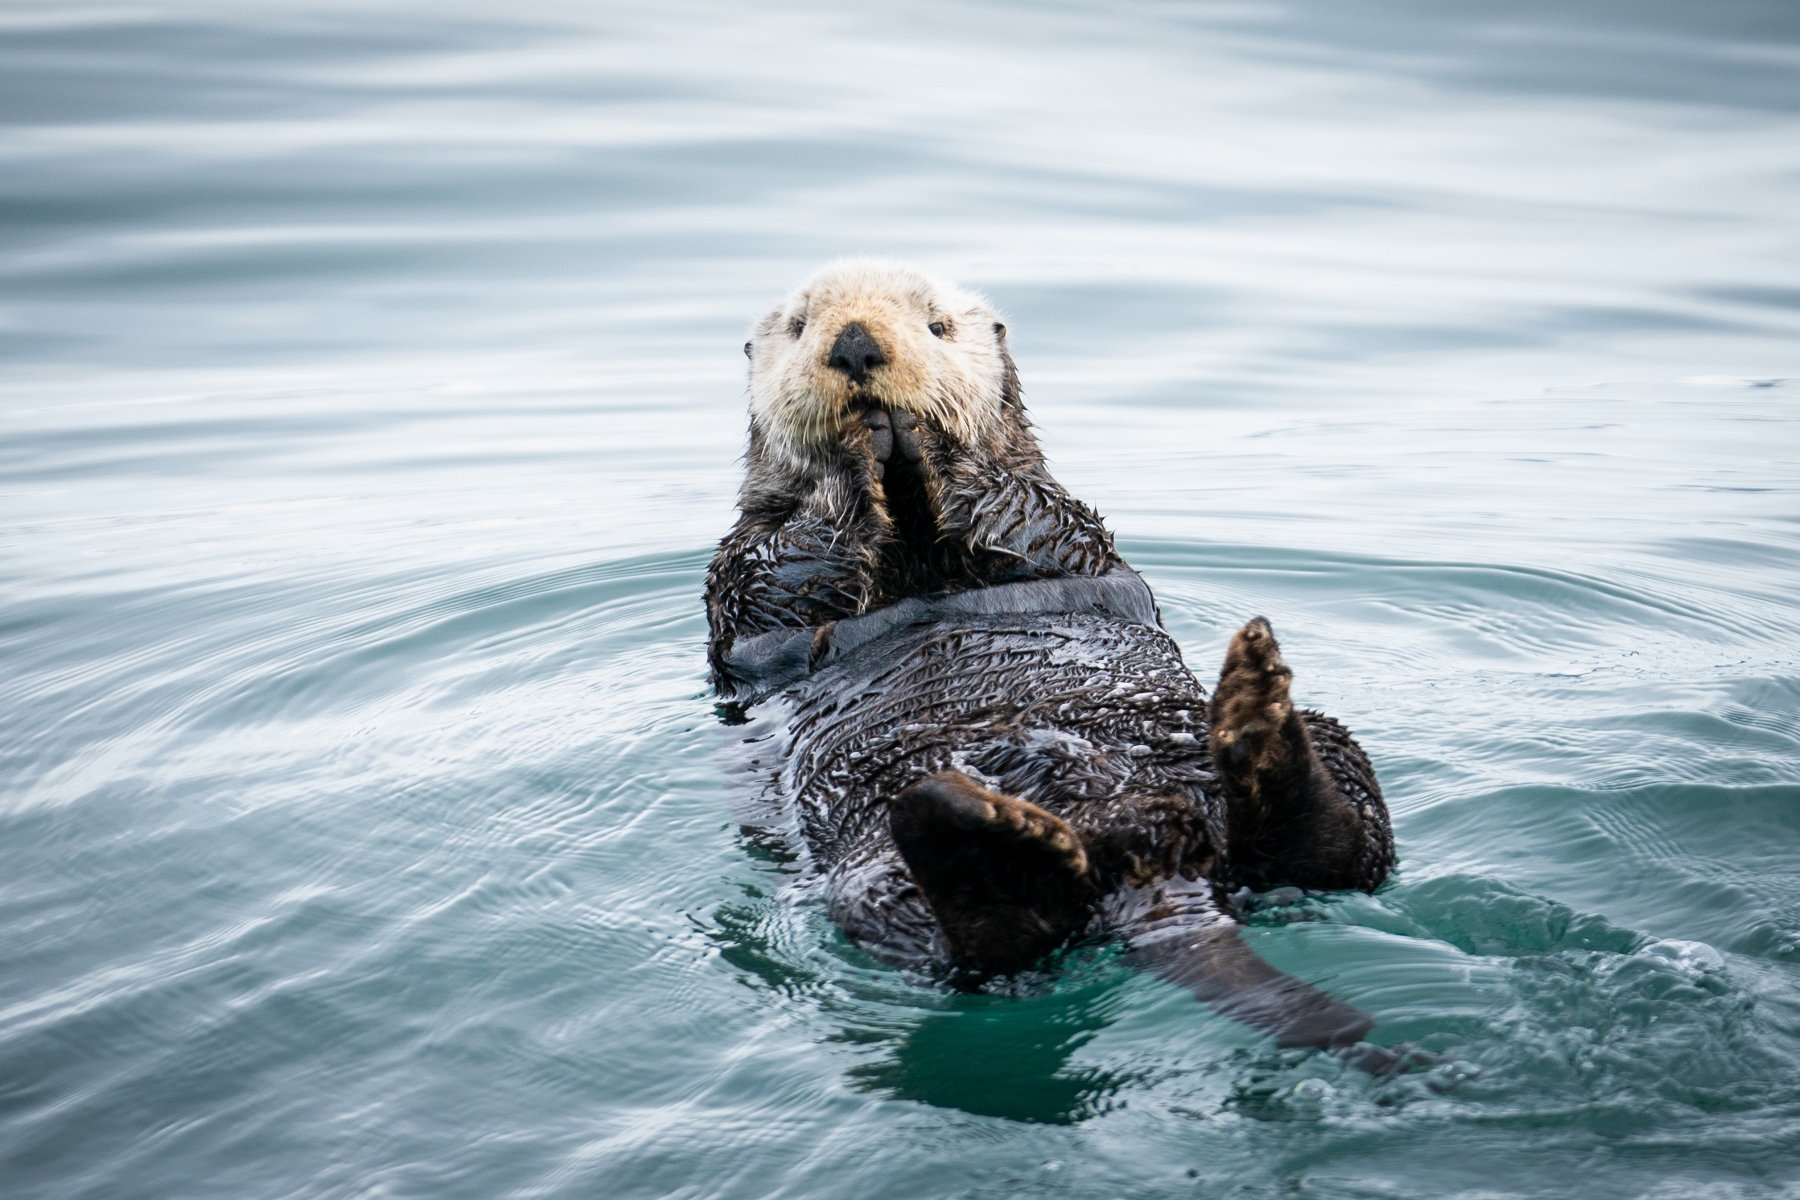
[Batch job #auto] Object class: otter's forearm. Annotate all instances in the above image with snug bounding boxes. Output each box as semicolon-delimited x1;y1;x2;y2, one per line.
704;503;882;692
929;454;1122;582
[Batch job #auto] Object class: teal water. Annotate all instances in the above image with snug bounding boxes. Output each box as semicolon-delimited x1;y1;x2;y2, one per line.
4;2;1799;1197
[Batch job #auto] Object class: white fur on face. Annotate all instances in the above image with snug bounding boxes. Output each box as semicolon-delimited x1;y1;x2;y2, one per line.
746;260;1009;469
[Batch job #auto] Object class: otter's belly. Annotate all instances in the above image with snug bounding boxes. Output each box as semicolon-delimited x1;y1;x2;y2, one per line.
776;613;1220;866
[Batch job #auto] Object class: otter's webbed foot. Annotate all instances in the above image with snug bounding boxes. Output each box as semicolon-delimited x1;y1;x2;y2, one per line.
860;408;923;481
1209;616;1302;804
1210;618;1390;891
889;771;1097;977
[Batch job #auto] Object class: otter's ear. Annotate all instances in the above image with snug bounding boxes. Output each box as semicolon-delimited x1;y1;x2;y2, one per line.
744;340;753;358
996;328;1022;410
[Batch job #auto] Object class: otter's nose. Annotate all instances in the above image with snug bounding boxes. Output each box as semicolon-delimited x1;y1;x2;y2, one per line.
827;322;886;384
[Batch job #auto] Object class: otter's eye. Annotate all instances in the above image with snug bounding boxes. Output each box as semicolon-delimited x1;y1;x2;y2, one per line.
790;319;805;338
928;321;946;338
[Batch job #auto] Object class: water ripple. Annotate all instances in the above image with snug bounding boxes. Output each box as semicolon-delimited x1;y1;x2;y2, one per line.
6;2;1800;1198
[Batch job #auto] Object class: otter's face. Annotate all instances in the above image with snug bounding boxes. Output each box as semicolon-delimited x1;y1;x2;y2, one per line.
745;261;1009;469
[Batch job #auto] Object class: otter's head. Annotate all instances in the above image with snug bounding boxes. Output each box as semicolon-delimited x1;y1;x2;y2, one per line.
745;260;1013;470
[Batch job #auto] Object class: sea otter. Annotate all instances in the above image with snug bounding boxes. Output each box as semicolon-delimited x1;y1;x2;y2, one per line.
706;261;1395;1055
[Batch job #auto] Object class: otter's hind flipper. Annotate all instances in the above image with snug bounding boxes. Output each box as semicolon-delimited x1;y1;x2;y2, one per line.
889;771;1097;977
1210;617;1394;892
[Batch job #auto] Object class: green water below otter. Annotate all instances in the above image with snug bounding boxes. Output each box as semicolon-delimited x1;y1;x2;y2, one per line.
4;2;1799;1197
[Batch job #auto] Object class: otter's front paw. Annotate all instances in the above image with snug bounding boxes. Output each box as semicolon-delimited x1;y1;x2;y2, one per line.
860;408;893;477
860;408;924;483
1209;617;1296;781
891;409;923;464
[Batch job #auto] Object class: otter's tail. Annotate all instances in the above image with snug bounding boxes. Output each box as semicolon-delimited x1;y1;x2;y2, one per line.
1115;875;1370;1047
1114;877;1430;1073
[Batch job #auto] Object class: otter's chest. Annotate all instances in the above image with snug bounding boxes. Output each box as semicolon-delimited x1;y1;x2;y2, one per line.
773;614;1220;862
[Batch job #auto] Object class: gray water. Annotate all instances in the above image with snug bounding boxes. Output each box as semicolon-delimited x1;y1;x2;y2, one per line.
4;2;1799;1197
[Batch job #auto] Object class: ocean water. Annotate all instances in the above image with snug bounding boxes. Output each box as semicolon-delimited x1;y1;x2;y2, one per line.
3;1;1799;1196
